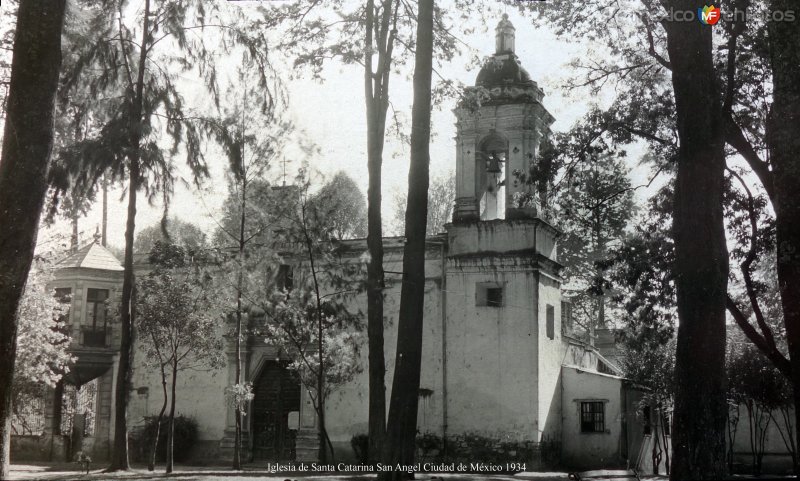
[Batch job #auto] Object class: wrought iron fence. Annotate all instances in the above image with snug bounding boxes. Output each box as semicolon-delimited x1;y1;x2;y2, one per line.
61;379;98;437
81;326;108;347
11;392;45;436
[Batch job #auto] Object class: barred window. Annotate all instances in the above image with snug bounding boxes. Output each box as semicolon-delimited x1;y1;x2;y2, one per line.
581;401;605;433
11;389;45;436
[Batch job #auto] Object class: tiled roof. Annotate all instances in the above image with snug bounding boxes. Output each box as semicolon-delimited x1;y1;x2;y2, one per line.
56;242;124;271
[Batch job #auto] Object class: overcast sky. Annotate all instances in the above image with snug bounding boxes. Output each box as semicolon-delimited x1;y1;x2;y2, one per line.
36;3;657;253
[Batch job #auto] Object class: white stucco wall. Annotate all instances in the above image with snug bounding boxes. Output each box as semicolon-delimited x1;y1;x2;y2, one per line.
537;274;564;442
447;220;557;259
128;335;228;442
729;404;796;474
561;366;625;469
444;258;539;438
121;216;568;462
325;224;560;452
322;247;446;454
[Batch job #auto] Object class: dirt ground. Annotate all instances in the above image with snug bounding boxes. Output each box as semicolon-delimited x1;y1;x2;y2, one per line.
5;464;581;481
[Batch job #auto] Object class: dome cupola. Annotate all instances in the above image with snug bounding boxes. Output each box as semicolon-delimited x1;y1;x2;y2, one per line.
453;14;555;223
475;14;535;89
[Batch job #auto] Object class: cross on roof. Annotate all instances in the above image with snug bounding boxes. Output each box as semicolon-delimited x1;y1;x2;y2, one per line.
279;157;290;186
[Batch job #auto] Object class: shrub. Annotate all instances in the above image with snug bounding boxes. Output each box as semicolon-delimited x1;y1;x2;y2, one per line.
412;432;552;469
133;415;199;463
348;432;555;470
416;433;444;461
351;433;369;464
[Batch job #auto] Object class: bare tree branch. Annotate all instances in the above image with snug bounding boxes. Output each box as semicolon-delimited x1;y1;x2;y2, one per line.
642;15;671;70
724;114;774;200
727;296;791;377
728;166;778;354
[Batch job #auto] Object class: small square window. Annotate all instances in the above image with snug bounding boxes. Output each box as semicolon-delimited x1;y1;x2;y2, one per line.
486;288;503;307
476;283;503;307
580;401;605;433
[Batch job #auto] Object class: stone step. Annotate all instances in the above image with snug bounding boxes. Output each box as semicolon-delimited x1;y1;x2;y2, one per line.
295;447;318;462
295;428;319;462
219;432;251;449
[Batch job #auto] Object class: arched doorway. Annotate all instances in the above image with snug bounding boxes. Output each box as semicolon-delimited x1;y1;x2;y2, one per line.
251;360;301;461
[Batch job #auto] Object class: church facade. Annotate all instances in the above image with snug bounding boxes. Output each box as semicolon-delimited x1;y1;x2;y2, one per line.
12;16;655;472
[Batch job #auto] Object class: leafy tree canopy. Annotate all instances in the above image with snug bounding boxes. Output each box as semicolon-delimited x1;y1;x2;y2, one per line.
310;171;368;241
391;171;454;236
13;251;74;408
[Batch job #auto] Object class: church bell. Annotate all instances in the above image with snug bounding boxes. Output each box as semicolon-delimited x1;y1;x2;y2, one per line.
486;153;503;174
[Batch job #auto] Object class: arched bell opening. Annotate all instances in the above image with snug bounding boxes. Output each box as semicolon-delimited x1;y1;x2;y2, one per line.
477;132;508;220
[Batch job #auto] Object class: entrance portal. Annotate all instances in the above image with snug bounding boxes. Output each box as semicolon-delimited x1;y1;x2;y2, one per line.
251;360;301;461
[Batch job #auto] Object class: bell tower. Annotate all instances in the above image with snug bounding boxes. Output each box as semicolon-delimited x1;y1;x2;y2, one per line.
442;16;563;444
452;14;555;223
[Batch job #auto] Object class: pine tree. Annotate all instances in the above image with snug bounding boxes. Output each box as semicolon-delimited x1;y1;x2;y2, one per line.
381;0;434;476
555;146;635;340
208;63;288;468
53;1;276;469
264;169;366;462
261;2;472;459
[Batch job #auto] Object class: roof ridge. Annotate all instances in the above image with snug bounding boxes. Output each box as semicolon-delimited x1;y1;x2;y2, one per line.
56;241;123;271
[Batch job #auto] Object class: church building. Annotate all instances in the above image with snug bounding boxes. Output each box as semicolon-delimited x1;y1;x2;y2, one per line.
12;16;656;472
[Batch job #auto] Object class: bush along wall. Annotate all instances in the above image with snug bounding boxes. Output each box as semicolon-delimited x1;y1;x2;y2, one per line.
351;433;369;464
131;415;199;463
352;432;561;471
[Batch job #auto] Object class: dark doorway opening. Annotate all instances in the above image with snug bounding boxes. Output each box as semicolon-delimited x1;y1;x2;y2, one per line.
251;360;301;461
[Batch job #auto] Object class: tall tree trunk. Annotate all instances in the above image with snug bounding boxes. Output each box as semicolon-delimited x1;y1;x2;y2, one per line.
166;363;177;473
300;208;329;463
364;0;397;463
102;175;109;246
380;0;433;477
767;0;800;473
365;100;387;467
0;2;67;478
71;212;79;251
148;360;168;471
663;1;729;478
109;0;151;470
316;295;327;464
233;176;246;470
109;162;138;472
